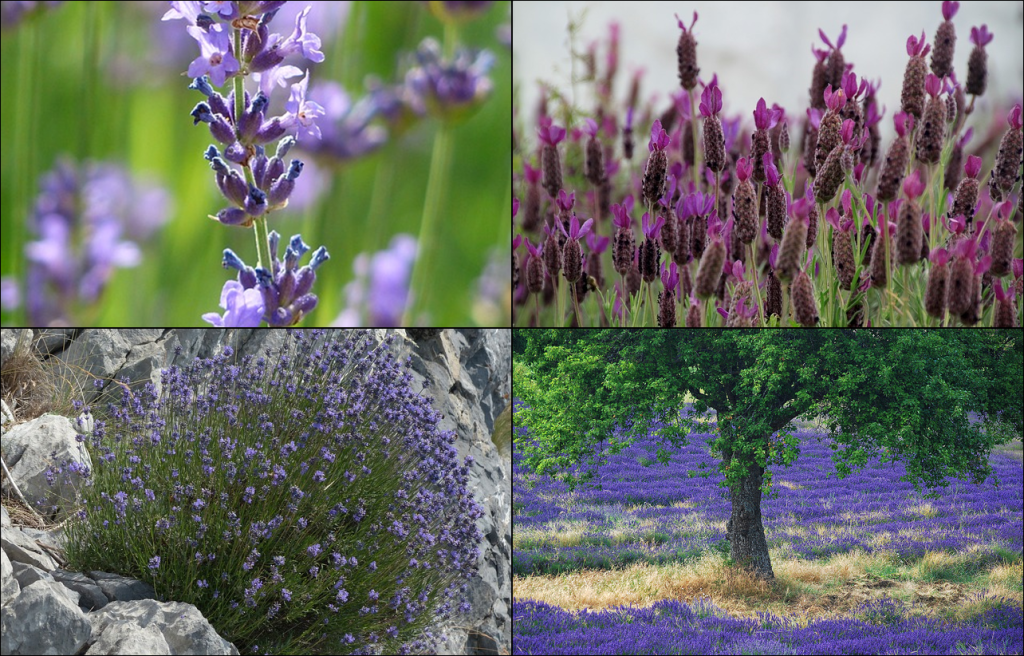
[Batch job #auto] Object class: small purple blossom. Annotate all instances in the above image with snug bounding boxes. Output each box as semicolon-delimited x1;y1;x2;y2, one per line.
186;23;239;87
203;280;265;327
283;71;326;143
148;556;161;570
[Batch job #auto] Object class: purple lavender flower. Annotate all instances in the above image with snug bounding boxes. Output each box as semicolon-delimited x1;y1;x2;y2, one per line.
332;234;418;327
218;231;329;327
148;556;161;570
202;280;266;327
407;38;494;123
186;23;239;87
11;159;169;325
282;71;326;143
298;82;389;163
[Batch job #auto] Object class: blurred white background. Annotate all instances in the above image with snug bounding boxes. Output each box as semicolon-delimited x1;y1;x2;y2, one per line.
513;1;1023;143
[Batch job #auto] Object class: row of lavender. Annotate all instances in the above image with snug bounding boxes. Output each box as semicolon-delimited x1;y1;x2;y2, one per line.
513;595;1022;655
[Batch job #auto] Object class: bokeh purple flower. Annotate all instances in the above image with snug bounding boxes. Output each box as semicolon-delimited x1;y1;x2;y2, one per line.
6;158;169;325
332;234;418;327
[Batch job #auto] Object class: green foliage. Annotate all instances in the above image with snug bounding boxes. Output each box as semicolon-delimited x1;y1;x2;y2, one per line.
512;329;1023;497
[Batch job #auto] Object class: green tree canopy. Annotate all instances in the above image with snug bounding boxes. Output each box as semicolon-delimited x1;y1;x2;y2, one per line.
513;329;1023;579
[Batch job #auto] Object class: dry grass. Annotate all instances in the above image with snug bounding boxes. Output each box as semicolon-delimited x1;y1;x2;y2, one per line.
513;547;1023;626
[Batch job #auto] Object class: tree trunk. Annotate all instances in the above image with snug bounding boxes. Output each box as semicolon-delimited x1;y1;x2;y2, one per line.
726;460;774;579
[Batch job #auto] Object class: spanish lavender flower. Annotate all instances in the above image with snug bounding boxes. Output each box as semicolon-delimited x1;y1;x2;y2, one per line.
657;262;679;328
700;83;725;173
916;74;946;165
331;235;418;327
990;105;1023;201
611;200;636;276
965;25;993;97
870;210;896;289
877;112;913;202
818;24;848;95
524;239;544;295
638;212;664;283
896;172;925;265
945;125;972;191
694;214;726;299
732;157;757;244
763;154;787;241
622;106;635;161
930;2;959;78
901;32;931;120
407;37;494;124
791;266;819;327
559;214;593;285
217;231;329;327
987;202;1016;278
538;121;566;200
12;159;170;326
951;155;983;229
946;237;977;316
751;98;782;184
816;119;855;205
815;85;846;175
675;12;699;91
992;279;1017;327
642;120;670;206
826;208;856;289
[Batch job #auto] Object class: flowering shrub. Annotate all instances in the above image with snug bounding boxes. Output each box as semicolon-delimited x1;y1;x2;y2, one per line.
57;331;483;655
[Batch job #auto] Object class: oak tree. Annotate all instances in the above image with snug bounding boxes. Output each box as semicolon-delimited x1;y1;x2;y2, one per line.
513;329;1022;580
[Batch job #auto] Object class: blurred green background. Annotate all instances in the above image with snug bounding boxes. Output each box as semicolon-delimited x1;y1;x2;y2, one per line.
1;0;511;326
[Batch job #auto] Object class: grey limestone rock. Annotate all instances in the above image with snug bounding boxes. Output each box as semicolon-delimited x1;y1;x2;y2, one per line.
1;413;93;523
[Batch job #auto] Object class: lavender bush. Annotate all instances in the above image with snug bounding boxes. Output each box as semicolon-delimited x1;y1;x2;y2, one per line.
512;2;1023;327
52;331;483;655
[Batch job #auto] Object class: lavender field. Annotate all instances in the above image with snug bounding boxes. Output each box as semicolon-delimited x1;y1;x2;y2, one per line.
512;404;1024;655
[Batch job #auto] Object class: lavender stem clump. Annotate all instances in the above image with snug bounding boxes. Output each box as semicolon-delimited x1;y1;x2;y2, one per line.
58;331;484;656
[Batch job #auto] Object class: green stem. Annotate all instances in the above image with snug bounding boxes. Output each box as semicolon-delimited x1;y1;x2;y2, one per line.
748;243;764;326
403;124;454;325
232;27;272;274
